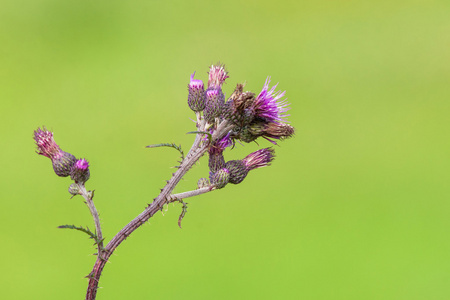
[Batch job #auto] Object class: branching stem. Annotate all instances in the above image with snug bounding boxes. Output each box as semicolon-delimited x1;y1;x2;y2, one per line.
85;120;230;300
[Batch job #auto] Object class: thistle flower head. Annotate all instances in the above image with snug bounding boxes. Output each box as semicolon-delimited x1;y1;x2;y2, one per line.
208;63;229;89
188;72;206;112
252;77;290;123
70;158;90;184
34;127;61;160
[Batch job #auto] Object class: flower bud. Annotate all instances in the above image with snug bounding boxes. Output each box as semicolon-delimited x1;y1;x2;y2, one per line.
68;183;80;196
236;126;259;143
197;178;210;189
187;72;206;112
53;151;78;177
203;88;225;123
225;160;248;184
70;158;90;184
210;168;230;189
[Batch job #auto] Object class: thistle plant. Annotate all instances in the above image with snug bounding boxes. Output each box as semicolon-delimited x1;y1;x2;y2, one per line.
34;64;295;300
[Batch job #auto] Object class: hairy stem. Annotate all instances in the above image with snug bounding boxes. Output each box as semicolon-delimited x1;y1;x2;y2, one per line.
79;184;103;251
168;186;216;202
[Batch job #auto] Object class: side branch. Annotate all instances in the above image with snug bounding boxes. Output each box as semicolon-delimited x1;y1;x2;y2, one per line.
167;186;215;203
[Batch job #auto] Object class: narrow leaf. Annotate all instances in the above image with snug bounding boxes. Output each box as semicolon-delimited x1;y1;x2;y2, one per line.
58;224;97;240
146;143;184;161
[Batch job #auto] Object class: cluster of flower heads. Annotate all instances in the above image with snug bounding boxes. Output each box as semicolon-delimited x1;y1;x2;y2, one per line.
188;64;294;189
33;127;90;190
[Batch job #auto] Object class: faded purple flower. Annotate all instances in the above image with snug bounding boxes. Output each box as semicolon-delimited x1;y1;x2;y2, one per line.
222;83;256;127
242;148;275;171
207;64;229;89
34;127;77;177
239;121;295;144
34;127;61;159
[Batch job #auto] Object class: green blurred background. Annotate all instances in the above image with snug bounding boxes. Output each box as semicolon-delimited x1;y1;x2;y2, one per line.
1;0;449;299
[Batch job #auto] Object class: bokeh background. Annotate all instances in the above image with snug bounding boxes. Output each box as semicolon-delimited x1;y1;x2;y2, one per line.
1;0;449;299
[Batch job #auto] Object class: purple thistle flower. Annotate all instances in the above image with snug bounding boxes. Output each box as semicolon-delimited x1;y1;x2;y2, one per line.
207;64;229;89
75;158;89;170
70;158;90;184
187;72;206;112
252;77;290;123
34;127;77;177
208;132;233;155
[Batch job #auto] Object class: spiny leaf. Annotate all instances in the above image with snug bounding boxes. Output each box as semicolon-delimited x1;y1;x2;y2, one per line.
178;201;188;229
146;143;184;161
58;224;97;240
186;131;212;142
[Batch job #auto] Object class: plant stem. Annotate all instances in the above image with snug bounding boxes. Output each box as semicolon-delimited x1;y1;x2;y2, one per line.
85;138;206;299
168;186;215;202
85;119;232;300
79;184;103;251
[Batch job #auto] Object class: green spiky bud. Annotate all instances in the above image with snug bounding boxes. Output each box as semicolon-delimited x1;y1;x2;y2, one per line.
238;126;259;143
222;84;255;127
225;160;248;184
210;168;230;189
52;151;77;177
198;178;210;189
68;183;80;196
